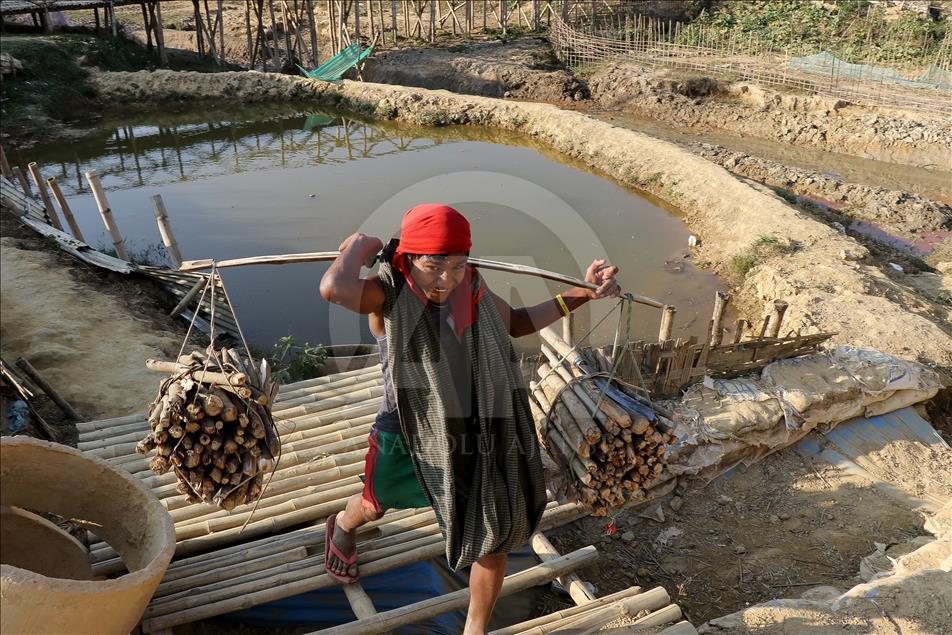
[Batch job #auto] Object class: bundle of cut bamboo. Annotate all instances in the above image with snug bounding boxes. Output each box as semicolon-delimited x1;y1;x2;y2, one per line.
139;347;280;510
530;328;678;516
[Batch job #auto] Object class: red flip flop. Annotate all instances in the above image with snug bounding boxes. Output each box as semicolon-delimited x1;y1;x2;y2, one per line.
324;513;359;584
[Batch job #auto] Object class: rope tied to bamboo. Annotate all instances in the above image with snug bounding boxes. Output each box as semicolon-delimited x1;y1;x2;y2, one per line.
141;267;283;521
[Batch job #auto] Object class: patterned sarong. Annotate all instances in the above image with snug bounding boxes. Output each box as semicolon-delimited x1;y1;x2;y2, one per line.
378;260;547;570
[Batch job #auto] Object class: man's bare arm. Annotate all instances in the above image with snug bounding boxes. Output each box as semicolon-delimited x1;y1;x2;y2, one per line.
319;233;386;315
490;259;621;338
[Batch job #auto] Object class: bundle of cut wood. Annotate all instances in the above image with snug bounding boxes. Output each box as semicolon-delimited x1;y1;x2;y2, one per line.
529;328;678;517
138;347;280;511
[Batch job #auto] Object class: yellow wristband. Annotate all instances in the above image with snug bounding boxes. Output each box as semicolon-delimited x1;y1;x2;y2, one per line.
555;293;571;317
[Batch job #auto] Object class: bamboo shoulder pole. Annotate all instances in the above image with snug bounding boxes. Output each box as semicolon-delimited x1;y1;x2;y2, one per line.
530;531;596;606
27;162;63;230
84;169;129;261
307;546;600;635
180;253;664;308
151;194;183;268
46;176;85;241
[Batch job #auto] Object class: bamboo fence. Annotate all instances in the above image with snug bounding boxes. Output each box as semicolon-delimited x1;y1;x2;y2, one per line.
550;9;951;117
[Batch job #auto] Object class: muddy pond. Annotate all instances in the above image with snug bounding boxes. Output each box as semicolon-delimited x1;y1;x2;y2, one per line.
16;106;728;355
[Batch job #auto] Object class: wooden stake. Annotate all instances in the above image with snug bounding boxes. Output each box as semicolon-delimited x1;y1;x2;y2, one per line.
154;0;168;65
305;0;319;64
765;300;789;338
15;356;82;422
218;0;226;64
84;169;129;261
658;305;676;342
27;162;63;230
709;291;730;347
151;194;183;268
0;145;13;180
11;165;33;197
46;176;85;242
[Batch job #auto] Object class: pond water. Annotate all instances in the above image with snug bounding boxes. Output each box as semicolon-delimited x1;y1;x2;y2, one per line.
15;106;728;354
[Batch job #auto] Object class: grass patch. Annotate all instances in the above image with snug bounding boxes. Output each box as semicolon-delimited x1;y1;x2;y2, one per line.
729;235;795;278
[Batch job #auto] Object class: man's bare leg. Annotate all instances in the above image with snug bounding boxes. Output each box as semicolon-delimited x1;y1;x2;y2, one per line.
327;492;382;579
463;553;507;635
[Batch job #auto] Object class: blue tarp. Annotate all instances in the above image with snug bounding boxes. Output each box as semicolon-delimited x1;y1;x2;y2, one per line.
212;544;548;633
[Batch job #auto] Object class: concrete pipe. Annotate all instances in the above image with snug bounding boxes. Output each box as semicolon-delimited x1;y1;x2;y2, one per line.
1;437;175;634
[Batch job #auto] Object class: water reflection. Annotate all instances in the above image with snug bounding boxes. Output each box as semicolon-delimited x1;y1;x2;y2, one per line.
16;107;729;354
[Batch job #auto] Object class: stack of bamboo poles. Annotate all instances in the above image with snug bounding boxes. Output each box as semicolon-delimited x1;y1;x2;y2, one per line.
139;347;280;510
488;586;693;635
79;365;387;571
529;328;678;517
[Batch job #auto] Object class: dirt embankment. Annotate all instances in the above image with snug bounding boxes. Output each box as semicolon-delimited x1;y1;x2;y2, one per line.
0;211;184;419
688;142;952;242
362;38;586;102
90;69;952;379
585;63;952;170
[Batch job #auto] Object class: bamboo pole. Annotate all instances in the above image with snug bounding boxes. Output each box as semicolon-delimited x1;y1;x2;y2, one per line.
217;0;227;63
84;169;129;261
305;0;318;64
145;359;246;386
658;304;676;341
530;531;595;605
536;588;672;633
0;145;13;180
27;162;63;230
46;176;84;241
15;356;82;421
169;278;205;318
180;253;663;308
489;585;645;635
11;165;33;197
151;194;183;268
306;546;600;635
154;0;168;65
709;291;730;347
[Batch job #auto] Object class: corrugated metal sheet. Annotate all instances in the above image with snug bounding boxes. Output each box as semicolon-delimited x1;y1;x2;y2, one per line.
793;407;949;513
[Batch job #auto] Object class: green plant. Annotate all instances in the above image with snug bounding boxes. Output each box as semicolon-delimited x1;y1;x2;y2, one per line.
729;234;795;278
269;335;327;384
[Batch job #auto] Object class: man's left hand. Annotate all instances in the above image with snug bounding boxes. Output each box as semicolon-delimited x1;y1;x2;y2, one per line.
585;259;621;300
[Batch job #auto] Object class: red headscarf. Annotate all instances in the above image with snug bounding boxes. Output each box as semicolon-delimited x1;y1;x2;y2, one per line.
392;204;484;338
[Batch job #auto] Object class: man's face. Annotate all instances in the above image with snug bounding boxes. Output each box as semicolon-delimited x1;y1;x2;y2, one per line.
407;253;468;303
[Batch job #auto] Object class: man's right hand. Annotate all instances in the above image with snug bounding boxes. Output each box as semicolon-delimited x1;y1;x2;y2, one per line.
338;232;383;269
